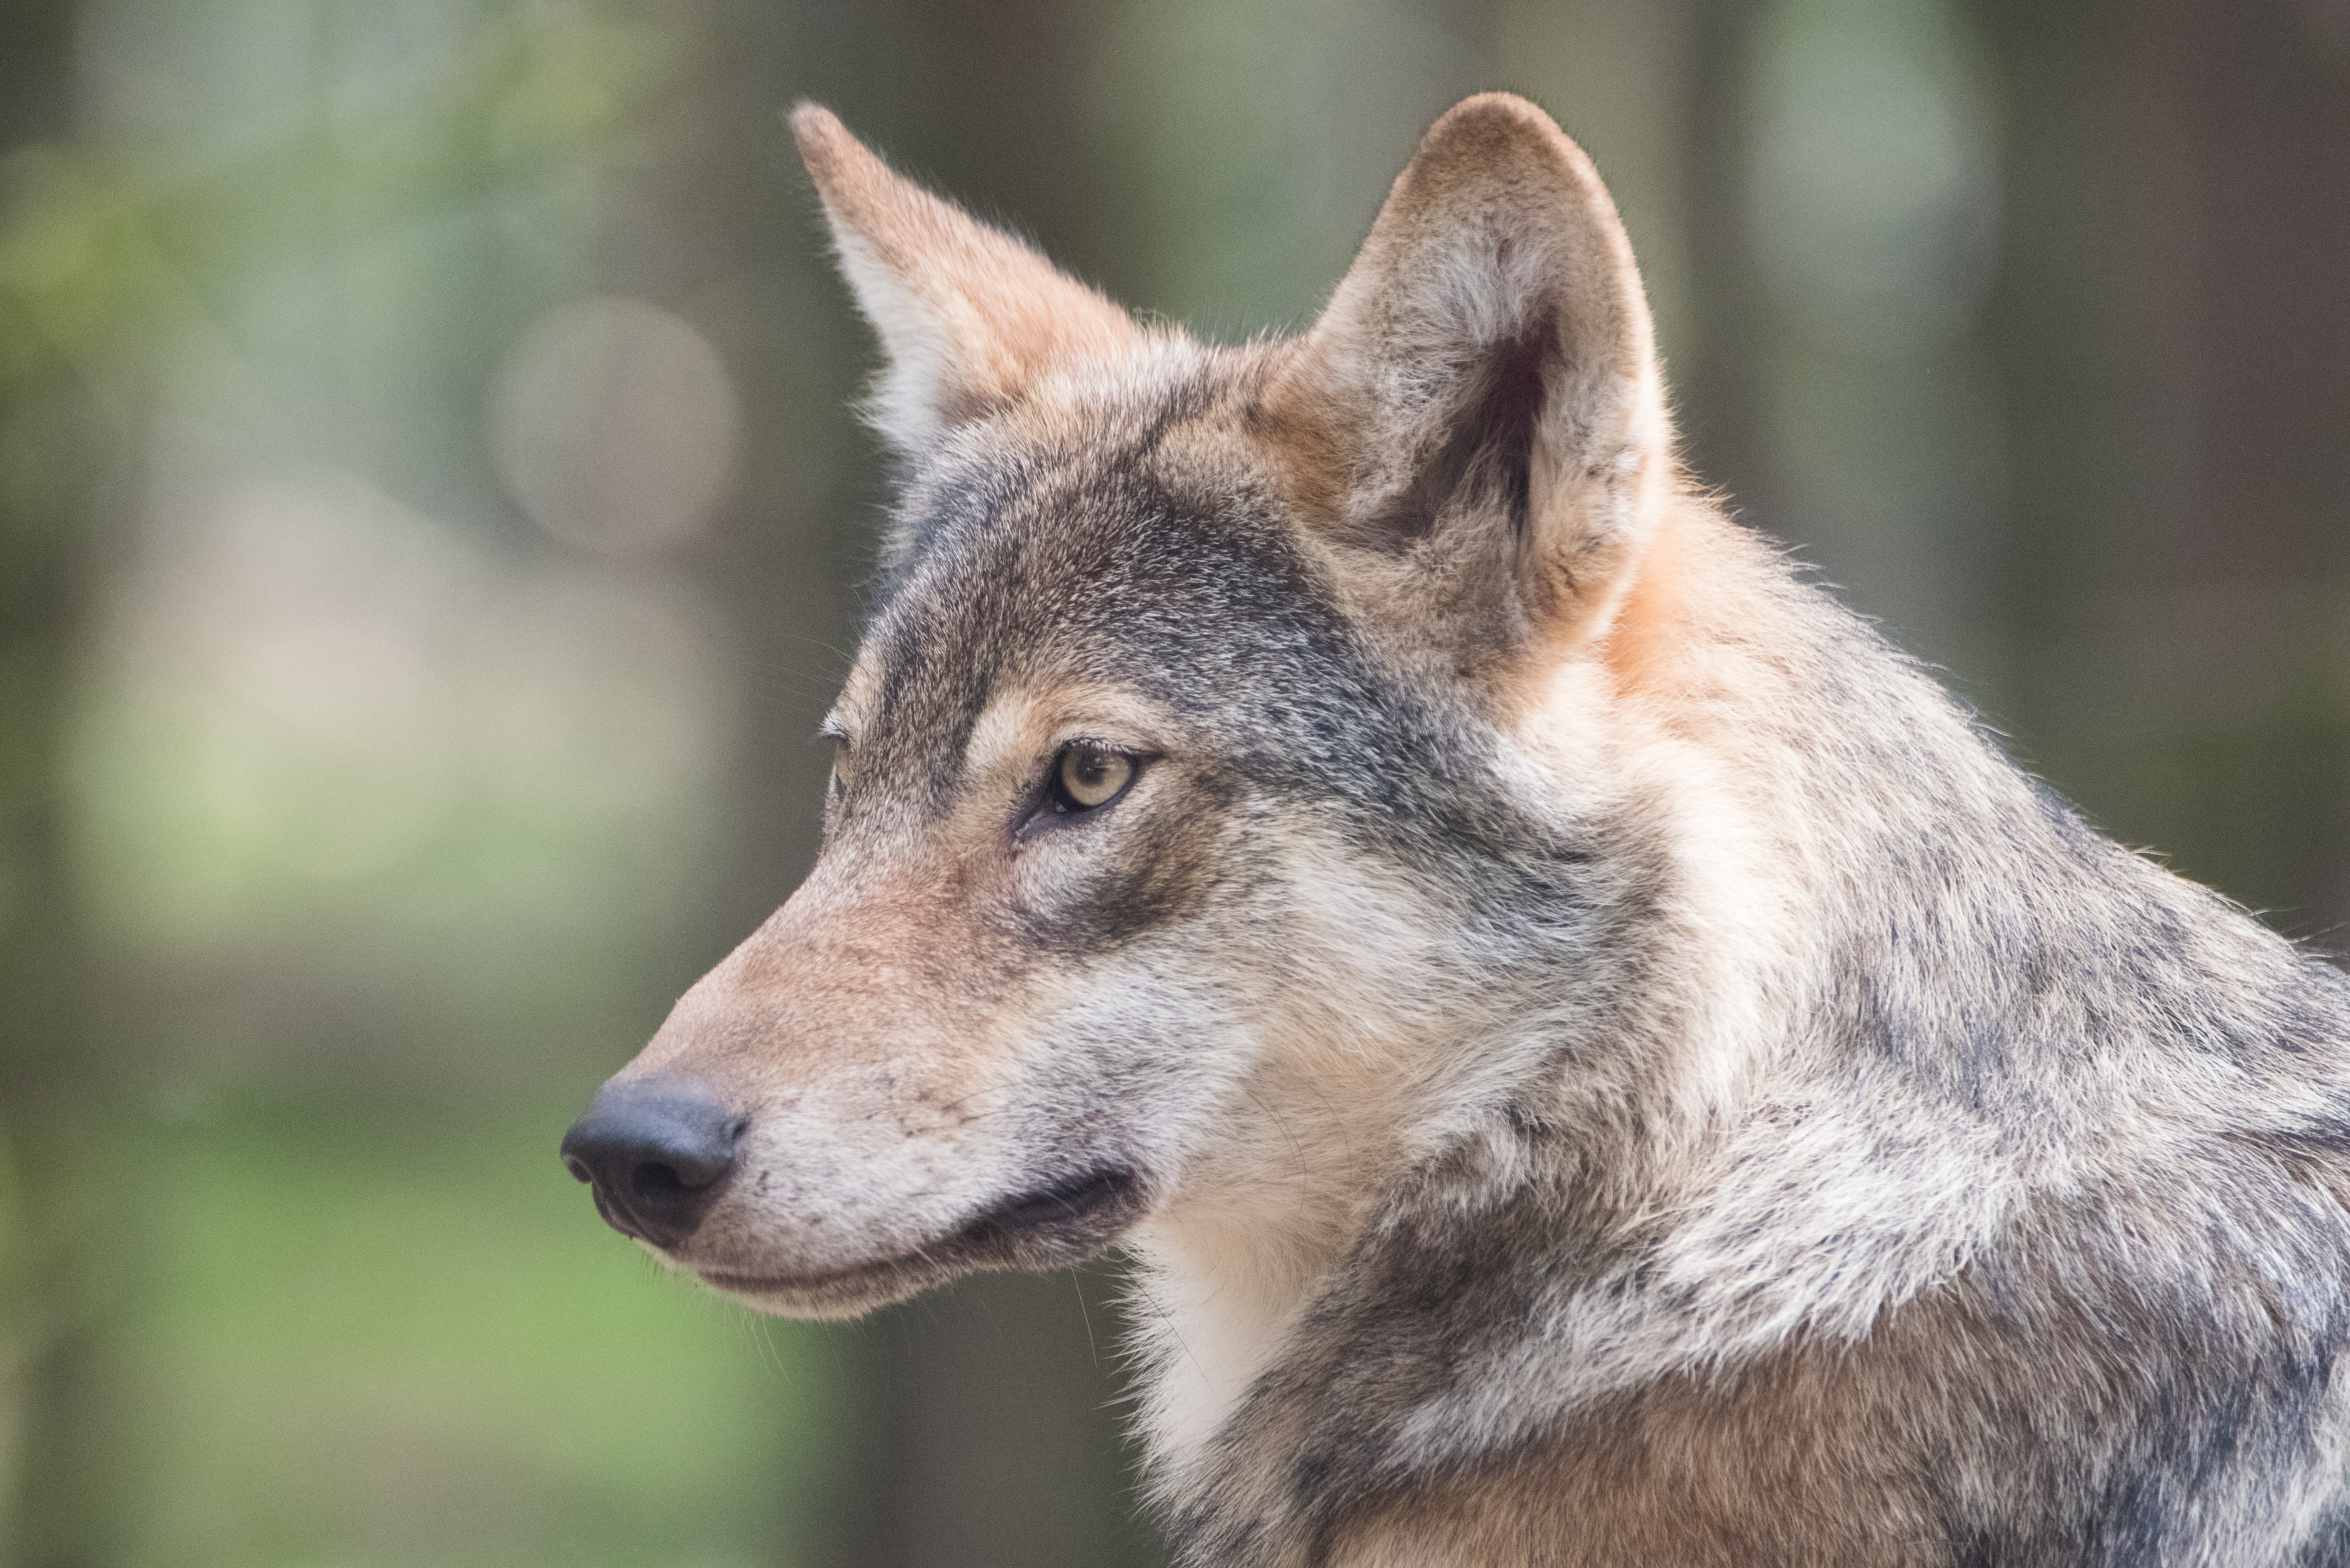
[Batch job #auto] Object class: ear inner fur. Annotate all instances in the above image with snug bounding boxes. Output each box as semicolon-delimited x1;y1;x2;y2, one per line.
1264;91;1674;674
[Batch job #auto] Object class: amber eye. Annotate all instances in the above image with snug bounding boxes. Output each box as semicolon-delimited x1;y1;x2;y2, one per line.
1054;744;1135;812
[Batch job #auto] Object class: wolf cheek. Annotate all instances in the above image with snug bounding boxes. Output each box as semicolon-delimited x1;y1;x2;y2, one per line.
564;750;1200;1315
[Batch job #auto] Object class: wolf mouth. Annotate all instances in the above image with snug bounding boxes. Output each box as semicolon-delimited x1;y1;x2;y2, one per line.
959;1165;1141;1244
697;1165;1144;1303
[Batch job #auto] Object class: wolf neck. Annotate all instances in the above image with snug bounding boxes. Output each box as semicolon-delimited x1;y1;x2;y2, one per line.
1128;1181;1366;1466
1126;939;1462;1465
1122;503;1823;1468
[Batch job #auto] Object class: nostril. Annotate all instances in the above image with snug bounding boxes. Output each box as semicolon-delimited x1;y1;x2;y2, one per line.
630;1160;695;1202
630;1166;686;1203
635;1142;730;1198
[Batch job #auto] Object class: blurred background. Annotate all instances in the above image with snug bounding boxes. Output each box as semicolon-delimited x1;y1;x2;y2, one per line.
0;0;2344;1563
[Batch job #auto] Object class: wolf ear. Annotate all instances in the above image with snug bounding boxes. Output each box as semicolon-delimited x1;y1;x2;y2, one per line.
1267;94;1673;661
790;104;1143;455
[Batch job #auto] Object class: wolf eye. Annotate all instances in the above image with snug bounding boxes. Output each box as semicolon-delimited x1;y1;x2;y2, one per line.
1051;744;1136;813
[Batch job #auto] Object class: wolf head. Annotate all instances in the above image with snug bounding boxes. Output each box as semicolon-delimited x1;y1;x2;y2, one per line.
562;94;1692;1319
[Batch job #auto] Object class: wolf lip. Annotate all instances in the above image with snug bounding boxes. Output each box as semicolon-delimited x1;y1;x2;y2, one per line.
695;1167;1144;1308
696;1256;904;1296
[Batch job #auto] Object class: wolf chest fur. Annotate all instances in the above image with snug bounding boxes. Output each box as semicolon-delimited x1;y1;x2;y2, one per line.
559;94;2350;1566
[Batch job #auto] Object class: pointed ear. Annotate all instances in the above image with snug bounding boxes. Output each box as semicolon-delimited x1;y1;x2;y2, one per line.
790;104;1143;454
1265;94;1674;661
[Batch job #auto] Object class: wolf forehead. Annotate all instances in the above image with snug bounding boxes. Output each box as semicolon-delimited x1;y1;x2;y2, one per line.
843;361;1367;766
833;343;1599;905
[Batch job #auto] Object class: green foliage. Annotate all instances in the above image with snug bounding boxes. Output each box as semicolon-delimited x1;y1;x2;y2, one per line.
0;11;672;390
92;1099;845;1567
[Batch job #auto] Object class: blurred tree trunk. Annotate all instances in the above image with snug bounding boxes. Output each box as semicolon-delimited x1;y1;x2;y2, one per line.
1677;0;1774;534
844;1268;1155;1568
1967;0;2350;931
0;4;106;1565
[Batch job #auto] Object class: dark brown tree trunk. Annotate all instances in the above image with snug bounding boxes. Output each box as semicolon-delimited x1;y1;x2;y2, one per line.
1;5;106;1564
1677;0;1776;531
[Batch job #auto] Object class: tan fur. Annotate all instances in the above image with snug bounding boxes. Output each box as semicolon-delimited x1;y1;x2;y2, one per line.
1591;497;1696;699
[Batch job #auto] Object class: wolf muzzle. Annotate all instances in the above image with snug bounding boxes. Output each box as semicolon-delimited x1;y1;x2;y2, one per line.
560;1075;743;1249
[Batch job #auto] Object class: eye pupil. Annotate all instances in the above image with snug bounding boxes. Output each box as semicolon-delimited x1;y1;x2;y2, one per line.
1058;745;1133;810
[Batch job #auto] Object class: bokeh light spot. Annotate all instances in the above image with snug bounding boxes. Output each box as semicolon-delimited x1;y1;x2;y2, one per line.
490;295;741;555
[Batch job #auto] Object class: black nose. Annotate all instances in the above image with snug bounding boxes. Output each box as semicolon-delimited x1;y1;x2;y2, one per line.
560;1076;742;1249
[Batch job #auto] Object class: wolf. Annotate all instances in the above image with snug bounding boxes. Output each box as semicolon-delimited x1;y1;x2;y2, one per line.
560;94;2350;1565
